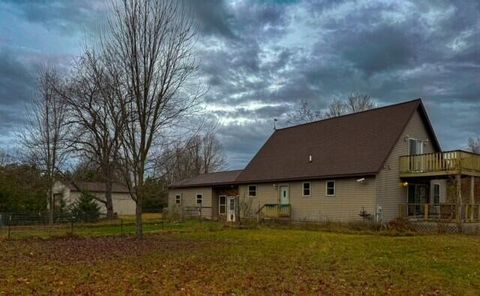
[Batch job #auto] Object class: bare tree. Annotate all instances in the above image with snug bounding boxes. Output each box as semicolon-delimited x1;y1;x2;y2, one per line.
288;93;376;123
157;131;225;185
59;51;124;219
287;100;322;125
468;137;480;153
20;69;71;224
345;93;376;113
101;0;199;237
324;98;348;118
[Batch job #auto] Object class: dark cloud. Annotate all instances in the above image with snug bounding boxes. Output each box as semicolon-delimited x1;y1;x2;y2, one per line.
0;0;479;168
0;0;107;34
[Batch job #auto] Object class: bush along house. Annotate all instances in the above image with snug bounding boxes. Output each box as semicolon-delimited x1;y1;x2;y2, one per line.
169;99;480;225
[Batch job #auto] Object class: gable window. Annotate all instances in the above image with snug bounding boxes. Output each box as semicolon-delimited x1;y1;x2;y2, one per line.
196;194;203;206
303;182;311;196
326;181;335;196
409;138;424;155
175;194;181;205
248;185;257;197
219;195;226;214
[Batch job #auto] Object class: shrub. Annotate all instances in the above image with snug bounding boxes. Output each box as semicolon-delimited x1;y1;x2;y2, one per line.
70;193;101;223
387;217;415;233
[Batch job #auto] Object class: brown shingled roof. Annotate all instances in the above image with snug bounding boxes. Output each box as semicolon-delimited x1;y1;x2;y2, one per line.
69;182;130;193
169;170;243;189
235;99;440;184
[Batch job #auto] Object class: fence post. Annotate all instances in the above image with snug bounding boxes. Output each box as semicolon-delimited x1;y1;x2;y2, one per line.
424;204;429;220
120;219;124;236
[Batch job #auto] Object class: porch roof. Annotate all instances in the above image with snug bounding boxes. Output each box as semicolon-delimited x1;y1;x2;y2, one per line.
169;170;243;189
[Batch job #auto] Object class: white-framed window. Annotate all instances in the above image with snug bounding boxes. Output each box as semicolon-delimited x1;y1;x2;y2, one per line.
433;183;440;204
196;194;203;206
326;180;335;196
219;195;226;214
175;194;181;205
248;185;257;197
302;182;311;196
408;138;424;155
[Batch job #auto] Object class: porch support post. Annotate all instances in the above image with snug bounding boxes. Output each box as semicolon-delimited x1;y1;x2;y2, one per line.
456;174;462;224
471;176;475;222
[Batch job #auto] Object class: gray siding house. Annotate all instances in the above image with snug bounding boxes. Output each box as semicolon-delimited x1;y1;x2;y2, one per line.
169;99;480;223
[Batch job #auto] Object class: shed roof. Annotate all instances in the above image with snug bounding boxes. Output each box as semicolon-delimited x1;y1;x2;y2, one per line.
169;170;243;189
69;182;130;193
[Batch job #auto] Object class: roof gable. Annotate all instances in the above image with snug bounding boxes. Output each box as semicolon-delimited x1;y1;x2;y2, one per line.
236;99;439;183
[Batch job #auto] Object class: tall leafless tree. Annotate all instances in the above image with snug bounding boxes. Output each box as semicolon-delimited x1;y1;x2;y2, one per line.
324;98;348;118
59;51;124;219
100;0;199;237
20;69;71;224
468;137;480;153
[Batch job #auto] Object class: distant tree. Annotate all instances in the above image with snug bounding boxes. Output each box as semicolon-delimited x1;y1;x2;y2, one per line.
70;193;101;223
287;100;322;124
345;93;376;113
324;98;348;118
288;93;376;124
20;69;71;224
156;131;226;185
0;164;48;212
324;93;375;118
142;177;168;212
468;137;480;153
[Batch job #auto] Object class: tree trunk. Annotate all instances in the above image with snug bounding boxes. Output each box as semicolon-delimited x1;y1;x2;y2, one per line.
135;196;143;239
105;180;114;219
48;188;54;225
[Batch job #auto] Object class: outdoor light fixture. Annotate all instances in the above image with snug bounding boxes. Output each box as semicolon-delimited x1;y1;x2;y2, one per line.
401;181;409;187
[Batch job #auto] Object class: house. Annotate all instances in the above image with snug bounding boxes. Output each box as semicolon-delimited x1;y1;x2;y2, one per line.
169;99;480;223
53;181;136;216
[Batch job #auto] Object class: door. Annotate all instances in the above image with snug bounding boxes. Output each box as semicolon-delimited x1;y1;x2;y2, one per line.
227;196;236;222
407;184;428;216
279;186;289;205
409;139;424;171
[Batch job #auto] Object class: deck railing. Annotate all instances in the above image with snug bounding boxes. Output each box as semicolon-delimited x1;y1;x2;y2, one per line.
399;150;480;176
399;203;480;222
258;204;291;218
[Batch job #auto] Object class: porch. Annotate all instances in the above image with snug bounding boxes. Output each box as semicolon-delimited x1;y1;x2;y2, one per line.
399;150;480;178
399;203;480;223
399;150;480;223
257;204;292;219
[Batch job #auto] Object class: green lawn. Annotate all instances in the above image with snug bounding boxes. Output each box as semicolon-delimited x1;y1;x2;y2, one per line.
0;221;479;295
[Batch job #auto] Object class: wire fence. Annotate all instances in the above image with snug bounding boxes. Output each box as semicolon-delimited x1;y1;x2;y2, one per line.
0;210;167;240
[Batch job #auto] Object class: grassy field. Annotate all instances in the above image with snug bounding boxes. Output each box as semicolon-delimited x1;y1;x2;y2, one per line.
1;220;479;295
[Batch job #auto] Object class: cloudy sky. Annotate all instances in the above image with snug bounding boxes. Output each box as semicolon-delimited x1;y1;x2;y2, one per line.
0;0;479;169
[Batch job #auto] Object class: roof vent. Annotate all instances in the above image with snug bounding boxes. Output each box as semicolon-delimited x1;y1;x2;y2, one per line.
308;155;313;162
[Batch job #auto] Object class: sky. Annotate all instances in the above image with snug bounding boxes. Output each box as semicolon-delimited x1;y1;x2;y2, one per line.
0;0;479;170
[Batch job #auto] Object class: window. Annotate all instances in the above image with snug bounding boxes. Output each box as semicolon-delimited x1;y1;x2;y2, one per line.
219;195;226;214
409;138;423;155
303;182;311;196
433;184;440;204
248;185;257;197
196;194;203;206
326;181;335;196
175;194;181;205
